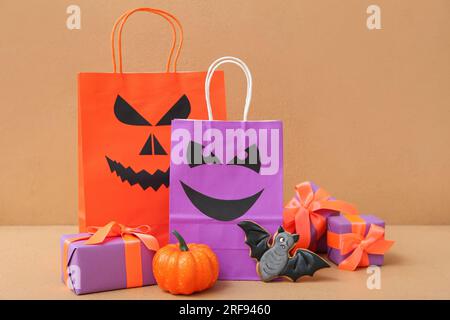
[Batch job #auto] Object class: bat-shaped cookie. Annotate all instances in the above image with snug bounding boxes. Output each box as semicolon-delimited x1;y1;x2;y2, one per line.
238;220;329;282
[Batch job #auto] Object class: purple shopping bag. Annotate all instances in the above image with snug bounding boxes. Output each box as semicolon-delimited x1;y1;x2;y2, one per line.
169;57;283;280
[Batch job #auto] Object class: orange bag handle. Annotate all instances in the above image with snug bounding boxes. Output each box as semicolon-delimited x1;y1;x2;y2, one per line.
111;7;184;73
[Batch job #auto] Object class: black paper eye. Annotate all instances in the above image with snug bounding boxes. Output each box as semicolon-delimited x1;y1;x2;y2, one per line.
114;95;151;126
227;145;261;173
156;95;191;126
187;141;221;167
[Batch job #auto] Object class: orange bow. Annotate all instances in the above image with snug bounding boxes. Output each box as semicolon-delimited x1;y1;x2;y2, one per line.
330;224;394;271
283;182;358;250
85;221;159;251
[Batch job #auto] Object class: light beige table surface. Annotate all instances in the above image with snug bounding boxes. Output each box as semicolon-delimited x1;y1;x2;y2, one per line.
0;225;449;300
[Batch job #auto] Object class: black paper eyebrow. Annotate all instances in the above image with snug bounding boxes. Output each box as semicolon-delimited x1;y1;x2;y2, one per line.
114;95;151;126
228;145;261;173
156;95;191;126
187;141;221;167
187;141;261;173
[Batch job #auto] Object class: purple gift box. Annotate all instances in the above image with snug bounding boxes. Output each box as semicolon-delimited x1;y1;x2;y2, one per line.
327;214;385;267
283;181;354;253
61;233;155;295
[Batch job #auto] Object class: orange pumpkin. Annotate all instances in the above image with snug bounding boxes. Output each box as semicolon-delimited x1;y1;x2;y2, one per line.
153;230;219;295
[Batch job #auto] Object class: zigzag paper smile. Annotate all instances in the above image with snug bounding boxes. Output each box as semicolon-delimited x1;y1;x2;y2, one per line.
106;156;169;191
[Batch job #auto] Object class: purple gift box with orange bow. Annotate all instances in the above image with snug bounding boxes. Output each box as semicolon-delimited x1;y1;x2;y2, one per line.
61;222;159;294
282;181;359;253
327;214;394;271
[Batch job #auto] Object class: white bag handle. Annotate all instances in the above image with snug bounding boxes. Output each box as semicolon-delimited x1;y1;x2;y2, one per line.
205;56;253;121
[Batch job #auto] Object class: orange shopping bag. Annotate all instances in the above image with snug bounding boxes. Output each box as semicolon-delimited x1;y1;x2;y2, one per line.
78;8;226;245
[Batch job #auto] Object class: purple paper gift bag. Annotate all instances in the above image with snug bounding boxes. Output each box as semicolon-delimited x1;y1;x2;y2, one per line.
169;57;283;280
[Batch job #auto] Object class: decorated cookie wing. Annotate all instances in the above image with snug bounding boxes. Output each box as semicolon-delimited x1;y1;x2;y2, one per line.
237;220;271;261
280;249;330;282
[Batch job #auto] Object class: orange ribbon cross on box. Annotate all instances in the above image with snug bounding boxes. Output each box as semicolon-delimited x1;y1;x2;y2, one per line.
333;224;394;271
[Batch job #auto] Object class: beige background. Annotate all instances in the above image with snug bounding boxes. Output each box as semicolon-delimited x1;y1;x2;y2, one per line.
0;0;449;225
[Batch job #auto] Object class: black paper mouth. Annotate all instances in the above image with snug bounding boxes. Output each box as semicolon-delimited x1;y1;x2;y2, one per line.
180;181;263;221
106;156;169;191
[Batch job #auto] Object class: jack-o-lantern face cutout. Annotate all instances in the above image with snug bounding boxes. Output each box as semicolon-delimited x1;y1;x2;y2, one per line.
179;141;264;221
106;94;191;191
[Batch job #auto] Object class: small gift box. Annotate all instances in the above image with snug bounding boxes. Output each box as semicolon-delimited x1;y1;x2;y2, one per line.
61;221;159;294
283;181;358;253
327;214;394;271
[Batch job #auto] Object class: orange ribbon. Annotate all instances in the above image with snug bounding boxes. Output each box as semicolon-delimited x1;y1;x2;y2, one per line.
84;221;159;251
62;221;159;289
283;182;359;250
327;224;394;271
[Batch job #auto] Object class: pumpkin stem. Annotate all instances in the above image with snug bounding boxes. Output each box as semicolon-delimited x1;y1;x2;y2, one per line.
172;230;189;251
